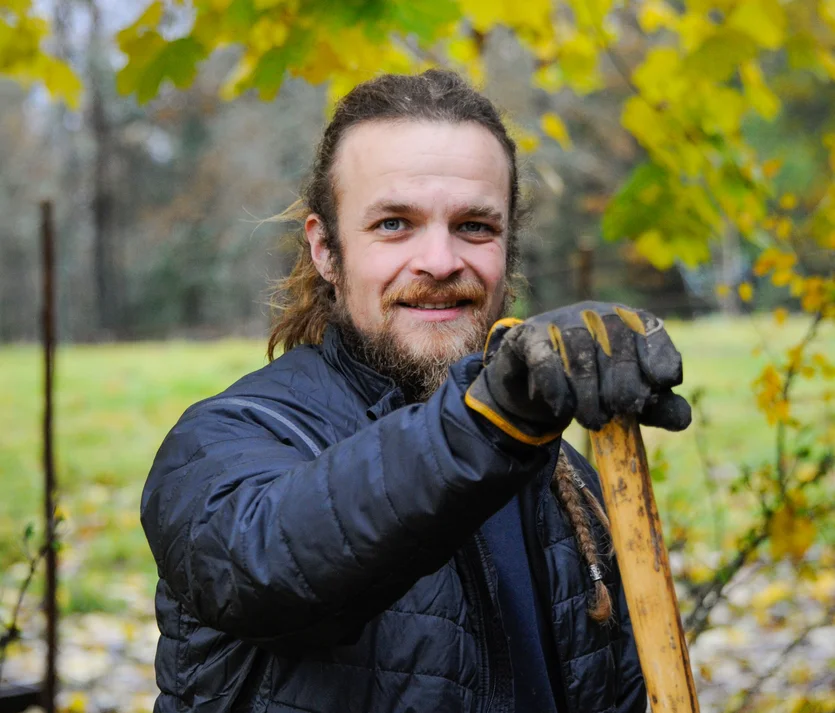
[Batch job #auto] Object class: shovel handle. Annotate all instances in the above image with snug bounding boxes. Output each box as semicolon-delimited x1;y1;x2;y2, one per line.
590;417;700;713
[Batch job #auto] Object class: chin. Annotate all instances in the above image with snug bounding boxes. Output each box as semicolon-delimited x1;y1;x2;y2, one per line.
398;325;478;363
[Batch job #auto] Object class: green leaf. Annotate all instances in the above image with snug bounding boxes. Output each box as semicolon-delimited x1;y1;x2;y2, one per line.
785;34;818;71
119;36;206;103
251;46;290;100
116;29;165;97
225;0;258;35
683;28;758;81
249;30;311;99
385;0;461;41
602;162;670;242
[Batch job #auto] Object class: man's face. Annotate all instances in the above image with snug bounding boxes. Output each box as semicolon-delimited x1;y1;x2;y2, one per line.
306;120;511;396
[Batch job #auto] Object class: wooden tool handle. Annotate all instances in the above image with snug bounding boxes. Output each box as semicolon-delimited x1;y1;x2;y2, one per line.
590;417;700;713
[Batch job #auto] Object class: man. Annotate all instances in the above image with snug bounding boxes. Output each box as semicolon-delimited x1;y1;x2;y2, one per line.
142;69;690;713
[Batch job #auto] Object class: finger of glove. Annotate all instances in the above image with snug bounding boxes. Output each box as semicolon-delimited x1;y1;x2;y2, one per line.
512;326;575;426
588;313;652;416
614;306;683;388
550;324;606;431
483;317;524;364
639;389;692;431
483;335;554;429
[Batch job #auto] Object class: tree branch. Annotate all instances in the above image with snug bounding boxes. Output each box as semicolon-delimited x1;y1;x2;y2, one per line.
0;545;47;684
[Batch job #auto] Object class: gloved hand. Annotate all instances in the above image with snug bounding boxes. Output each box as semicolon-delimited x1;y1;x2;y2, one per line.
464;301;691;445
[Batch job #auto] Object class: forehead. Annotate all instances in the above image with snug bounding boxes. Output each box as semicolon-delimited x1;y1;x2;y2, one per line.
332;120;512;215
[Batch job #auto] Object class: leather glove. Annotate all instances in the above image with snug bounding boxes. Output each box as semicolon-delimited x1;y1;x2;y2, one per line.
465;301;691;445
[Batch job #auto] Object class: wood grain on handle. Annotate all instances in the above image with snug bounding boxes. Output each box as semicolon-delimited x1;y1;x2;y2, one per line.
590;417;700;713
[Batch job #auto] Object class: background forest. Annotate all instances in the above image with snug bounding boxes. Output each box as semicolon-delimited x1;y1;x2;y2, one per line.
0;0;833;712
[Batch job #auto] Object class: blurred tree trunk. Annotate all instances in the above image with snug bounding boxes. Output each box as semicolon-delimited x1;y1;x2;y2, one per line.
716;228;743;315
87;0;121;337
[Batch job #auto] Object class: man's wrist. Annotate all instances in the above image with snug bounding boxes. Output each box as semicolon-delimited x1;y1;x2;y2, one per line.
449;355;560;456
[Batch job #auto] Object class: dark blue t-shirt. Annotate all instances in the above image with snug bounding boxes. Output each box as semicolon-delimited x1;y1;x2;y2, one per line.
481;495;558;713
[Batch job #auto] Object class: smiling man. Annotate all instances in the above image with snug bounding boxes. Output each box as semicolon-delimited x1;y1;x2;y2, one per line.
142;70;690;713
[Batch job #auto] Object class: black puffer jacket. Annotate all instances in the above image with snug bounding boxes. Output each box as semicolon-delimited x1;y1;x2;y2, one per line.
142;327;646;713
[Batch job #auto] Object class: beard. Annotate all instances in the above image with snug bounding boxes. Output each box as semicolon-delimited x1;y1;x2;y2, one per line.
332;275;509;403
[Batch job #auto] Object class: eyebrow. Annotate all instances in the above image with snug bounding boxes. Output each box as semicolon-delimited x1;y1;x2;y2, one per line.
362;200;506;227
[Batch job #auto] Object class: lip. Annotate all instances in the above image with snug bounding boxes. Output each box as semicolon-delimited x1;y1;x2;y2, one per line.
397;304;469;322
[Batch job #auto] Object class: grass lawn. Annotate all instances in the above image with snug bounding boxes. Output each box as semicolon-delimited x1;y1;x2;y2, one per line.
0;314;833;616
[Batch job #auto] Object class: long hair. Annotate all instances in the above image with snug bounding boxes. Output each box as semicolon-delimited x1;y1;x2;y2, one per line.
266;69;523;360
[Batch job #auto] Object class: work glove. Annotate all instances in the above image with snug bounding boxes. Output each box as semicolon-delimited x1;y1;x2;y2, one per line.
465;301;691;445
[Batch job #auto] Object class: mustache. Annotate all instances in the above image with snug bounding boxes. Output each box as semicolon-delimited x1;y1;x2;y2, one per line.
382;277;488;310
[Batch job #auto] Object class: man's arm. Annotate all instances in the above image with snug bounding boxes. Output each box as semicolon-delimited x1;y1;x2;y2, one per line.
141;358;547;650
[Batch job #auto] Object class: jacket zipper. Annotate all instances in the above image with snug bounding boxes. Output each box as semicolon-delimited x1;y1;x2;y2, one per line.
458;536;497;713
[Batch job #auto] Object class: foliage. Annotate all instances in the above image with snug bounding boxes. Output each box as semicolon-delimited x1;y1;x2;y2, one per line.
0;0;81;108
110;0;835;314
0;522;45;684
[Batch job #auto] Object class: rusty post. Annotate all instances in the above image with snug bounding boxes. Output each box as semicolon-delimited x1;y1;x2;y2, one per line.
40;201;57;713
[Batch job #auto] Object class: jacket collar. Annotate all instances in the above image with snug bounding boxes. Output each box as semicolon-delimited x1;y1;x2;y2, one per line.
321;326;405;418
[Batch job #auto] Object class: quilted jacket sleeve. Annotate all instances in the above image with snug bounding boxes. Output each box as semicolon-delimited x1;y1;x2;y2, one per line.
141;358;549;649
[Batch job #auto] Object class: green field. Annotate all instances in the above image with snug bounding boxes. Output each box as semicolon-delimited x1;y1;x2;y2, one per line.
0;315;833;616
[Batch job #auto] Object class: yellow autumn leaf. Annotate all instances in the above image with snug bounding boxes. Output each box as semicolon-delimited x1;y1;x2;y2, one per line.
116;1;164;47
507;0;552;32
751;580;792;611
779;193;798;210
566;0;614;30
63;692;88;713
557;32;602;93
635;230;676;270
700;85;745;135
677;10;714;52
817;49;835;80
762;158;783;178
738;282;754;302
447;37;480;65
219;51;258;100
773;307;788;325
808;571;835;603
771;269;795;287
740;61;780;119
631;47;684;105
769;504;816;562
248;16;288;53
532;64;564;92
459;0;509;33
727;0;785;49
541;112;572;149
518;131;540;153
638;0;679;33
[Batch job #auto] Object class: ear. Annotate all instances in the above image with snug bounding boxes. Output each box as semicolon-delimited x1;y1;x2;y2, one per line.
305;214;334;284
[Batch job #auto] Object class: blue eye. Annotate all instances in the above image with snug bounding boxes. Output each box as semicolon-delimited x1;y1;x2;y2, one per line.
380;218;405;231
460;221;490;233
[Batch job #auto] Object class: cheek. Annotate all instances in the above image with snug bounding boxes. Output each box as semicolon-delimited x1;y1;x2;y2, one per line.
464;241;507;290
343;244;409;310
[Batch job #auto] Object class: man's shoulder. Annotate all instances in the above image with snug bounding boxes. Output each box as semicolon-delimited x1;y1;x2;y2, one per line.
153;343;353;470
179;340;369;431
222;342;333;402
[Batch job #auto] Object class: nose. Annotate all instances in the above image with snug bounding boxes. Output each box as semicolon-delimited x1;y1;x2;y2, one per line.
409;225;465;281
